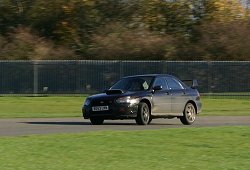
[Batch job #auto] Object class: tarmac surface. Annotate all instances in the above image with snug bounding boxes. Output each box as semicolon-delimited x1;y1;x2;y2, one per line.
0;116;249;136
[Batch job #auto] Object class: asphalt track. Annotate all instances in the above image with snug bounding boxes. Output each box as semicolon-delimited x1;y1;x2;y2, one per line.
0;116;249;136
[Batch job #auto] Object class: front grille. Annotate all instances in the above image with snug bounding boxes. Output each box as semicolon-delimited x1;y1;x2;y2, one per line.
91;99;114;106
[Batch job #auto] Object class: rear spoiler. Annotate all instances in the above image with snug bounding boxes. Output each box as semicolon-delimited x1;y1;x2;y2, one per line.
182;79;198;89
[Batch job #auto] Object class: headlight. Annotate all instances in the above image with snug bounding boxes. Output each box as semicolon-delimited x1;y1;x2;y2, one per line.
84;98;91;106
116;96;139;105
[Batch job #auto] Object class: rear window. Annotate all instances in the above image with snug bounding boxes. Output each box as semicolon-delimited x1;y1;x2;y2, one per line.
165;77;184;90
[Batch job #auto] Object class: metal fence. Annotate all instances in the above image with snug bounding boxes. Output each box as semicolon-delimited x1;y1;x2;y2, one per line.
0;60;249;96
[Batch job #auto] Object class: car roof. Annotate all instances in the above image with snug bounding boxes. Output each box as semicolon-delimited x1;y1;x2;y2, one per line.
123;74;174;79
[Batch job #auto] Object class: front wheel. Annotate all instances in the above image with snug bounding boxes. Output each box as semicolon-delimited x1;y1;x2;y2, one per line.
135;102;150;125
90;117;104;125
180;103;196;125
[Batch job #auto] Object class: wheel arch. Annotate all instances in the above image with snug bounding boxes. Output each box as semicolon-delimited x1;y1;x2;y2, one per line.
185;100;197;114
140;99;152;114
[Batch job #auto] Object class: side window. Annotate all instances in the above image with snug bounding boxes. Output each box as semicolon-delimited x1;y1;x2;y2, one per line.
165;77;183;90
153;77;168;90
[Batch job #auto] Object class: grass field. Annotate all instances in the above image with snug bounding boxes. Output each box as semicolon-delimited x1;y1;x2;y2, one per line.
0;96;83;118
0;96;249;118
0;126;249;170
0;97;249;170
201;97;250;116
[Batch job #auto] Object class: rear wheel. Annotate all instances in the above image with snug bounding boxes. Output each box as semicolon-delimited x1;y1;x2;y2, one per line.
90;117;104;125
135;102;150;125
180;103;196;125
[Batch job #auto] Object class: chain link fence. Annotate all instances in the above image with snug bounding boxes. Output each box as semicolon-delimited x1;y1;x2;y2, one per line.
0;60;249;97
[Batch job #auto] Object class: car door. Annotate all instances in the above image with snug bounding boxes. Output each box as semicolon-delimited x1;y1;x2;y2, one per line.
151;77;172;115
165;77;188;114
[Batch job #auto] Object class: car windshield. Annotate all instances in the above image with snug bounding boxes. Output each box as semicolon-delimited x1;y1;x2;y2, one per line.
110;76;154;91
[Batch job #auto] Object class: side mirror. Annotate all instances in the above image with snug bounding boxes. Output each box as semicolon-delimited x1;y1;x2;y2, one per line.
153;85;163;91
191;79;198;89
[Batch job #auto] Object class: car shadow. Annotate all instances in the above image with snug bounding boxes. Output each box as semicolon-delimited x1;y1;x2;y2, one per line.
21;121;177;126
21;122;91;125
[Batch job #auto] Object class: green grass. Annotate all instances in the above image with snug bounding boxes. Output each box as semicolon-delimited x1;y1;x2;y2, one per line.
0;96;249;118
0;96;86;118
0;126;249;170
202;97;250;116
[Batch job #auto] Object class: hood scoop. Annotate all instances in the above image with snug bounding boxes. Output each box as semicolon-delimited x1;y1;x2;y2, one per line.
105;89;125;95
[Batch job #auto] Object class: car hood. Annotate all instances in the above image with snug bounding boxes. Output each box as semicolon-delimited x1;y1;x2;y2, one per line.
88;90;146;100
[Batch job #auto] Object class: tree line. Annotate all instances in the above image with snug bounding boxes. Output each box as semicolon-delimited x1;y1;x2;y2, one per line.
0;0;250;60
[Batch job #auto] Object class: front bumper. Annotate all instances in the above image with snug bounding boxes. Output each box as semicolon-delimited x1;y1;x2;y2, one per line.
82;104;138;119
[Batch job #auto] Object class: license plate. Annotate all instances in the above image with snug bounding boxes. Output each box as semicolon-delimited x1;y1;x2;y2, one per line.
92;106;109;111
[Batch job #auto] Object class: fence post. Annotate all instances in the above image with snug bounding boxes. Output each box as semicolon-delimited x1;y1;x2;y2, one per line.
207;61;212;98
161;60;167;74
119;61;123;78
33;61;38;96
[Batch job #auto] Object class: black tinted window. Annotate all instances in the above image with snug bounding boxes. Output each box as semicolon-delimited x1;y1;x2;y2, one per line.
153;77;168;90
165;77;183;90
111;76;153;91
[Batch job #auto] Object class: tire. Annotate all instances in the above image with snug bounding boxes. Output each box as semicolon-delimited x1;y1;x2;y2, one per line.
180;103;196;125
90;117;104;125
135;102;150;125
